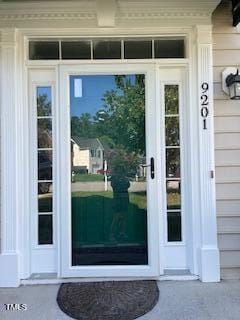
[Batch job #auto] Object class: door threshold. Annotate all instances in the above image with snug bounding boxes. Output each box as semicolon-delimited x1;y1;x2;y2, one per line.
160;269;199;281
21;271;198;285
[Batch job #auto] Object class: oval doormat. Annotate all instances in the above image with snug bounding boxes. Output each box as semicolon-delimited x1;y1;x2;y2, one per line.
57;280;159;320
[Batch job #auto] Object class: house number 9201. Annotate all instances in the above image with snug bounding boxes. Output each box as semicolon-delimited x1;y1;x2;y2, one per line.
201;82;209;130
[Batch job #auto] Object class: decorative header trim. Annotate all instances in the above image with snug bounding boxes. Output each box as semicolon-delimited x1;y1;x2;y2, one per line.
0;12;96;21
118;12;210;19
0;11;211;22
0;0;221;24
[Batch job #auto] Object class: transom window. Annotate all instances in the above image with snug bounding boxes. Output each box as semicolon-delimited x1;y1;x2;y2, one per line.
29;38;185;60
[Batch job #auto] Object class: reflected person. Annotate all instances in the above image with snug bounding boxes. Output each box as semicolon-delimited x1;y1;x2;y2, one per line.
110;164;130;242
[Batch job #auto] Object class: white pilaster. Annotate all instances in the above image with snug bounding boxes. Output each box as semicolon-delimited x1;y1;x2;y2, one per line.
0;28;19;287
196;25;220;282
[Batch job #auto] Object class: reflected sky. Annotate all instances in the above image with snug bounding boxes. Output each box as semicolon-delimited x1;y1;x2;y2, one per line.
37;87;51;104
70;75;136;117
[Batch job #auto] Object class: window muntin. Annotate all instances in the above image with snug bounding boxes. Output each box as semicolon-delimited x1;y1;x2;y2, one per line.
29;38;186;60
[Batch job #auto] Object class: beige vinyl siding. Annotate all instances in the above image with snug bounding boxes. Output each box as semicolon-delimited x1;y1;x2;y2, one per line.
213;0;240;279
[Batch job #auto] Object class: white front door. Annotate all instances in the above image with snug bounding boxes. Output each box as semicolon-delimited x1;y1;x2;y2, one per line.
59;64;160;277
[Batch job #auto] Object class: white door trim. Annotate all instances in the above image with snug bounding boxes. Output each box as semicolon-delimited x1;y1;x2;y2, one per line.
0;24;220;287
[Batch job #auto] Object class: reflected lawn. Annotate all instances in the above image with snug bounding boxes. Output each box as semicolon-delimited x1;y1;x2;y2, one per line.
71;191;147;248
73;173;104;182
72;191;147;209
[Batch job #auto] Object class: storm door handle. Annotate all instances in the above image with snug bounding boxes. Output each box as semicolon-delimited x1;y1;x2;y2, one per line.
140;157;155;179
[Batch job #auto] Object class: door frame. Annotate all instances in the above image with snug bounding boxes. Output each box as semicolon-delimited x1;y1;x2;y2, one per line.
0;26;220;286
58;63;160;278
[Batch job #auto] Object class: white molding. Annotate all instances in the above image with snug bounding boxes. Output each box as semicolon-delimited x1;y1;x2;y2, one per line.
0;29;20;287
16;31;31;280
96;0;116;27
0;254;19;287
196;25;220;282
0;0;221;26
0;29;17;253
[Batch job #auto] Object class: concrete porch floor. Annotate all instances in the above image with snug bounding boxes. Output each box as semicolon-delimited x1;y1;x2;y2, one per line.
0;280;240;320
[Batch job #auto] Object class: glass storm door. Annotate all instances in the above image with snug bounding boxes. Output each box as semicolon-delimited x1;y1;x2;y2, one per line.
60;65;158;277
71;74;148;266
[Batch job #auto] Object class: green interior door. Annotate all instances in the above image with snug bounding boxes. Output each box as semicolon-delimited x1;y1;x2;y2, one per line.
70;74;148;266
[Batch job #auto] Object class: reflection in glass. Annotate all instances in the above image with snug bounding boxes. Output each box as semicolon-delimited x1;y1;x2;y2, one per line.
62;41;91;60
93;41;121;59
37;87;52;116
166;180;181;210
167;211;181;241
38;182;53;212
38;119;52;148
124;41;152;59
165;84;182;242
166;148;180;178
165;85;179;114
38;214;53;245
29;41;59;60
70;74;148;266
165;117;179;146
38;150;52;180
154;39;185;59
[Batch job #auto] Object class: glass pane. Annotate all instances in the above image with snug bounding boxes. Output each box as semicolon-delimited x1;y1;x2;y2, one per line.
93;41;121;59
166;180;181;210
70;74;148;266
29;41;59;60
166;148;180;178
154;39;184;58
38;150;52;180
37;87;52;116
38;119;52;148
165;85;179;114
167;211;181;241
38;214;53;245
62;41;91;59
124;41;152;59
38;182;53;212
165;117;179;146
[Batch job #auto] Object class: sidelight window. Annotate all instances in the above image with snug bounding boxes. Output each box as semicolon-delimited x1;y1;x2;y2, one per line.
164;84;182;242
36;86;54;245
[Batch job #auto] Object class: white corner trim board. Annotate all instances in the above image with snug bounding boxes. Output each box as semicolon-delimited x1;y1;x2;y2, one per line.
196;25;220;282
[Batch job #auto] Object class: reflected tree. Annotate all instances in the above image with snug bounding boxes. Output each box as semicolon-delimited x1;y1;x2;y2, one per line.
37;94;51;116
165;85;179;114
101;75;145;154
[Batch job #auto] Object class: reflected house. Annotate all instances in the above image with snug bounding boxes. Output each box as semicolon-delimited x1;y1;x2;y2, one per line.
71;136;105;174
